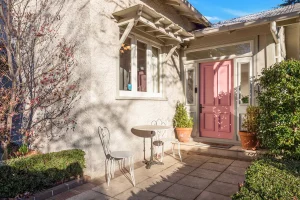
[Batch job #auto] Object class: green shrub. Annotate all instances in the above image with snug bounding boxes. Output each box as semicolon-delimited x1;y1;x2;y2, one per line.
241;106;260;133
18;144;29;155
0;149;85;198
232;157;300;200
257;59;300;159
173;102;193;128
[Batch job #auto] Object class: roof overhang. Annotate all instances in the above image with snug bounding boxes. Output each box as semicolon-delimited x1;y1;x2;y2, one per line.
113;4;194;45
194;11;300;37
164;0;211;27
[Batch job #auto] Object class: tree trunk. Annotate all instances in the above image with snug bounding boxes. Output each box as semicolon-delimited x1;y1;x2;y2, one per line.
1;140;9;160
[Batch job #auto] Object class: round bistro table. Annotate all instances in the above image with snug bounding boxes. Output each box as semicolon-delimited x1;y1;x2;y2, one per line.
131;125;172;169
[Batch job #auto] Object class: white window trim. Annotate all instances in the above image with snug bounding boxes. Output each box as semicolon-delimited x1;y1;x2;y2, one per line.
116;34;165;100
185;67;196;106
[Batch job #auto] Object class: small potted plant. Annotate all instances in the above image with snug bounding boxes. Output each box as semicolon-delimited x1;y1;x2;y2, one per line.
241;95;249;104
173;102;193;142
239;105;259;150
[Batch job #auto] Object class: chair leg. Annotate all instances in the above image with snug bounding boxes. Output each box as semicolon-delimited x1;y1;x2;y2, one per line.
129;156;135;186
154;145;158;160
161;143;164;162
171;142;175;157
106;159;111;186
112;159;115;178
177;142;182;162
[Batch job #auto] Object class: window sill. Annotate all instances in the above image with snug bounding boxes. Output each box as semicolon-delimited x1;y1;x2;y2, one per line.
115;96;168;101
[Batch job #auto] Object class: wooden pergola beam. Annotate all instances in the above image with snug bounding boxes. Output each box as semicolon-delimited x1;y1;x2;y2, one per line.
164;45;178;63
154;17;164;25
119;19;135;48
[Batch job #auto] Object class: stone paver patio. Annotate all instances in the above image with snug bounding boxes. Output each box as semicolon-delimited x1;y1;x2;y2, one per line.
48;151;251;200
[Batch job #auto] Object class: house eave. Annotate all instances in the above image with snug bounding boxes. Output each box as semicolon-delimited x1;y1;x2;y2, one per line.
164;0;211;27
194;11;300;37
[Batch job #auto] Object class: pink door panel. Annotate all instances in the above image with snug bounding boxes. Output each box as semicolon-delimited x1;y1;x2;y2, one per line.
200;60;234;139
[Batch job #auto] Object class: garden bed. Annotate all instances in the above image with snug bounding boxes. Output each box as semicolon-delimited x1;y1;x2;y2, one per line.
0;149;85;198
232;157;300;199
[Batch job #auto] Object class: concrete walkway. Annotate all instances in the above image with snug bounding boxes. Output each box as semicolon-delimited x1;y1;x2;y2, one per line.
48;152;250;200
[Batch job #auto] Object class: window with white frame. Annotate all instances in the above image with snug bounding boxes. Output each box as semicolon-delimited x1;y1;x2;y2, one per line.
118;35;162;98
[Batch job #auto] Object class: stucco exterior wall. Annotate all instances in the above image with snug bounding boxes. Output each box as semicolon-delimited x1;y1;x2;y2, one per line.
286;23;300;60
33;0;191;178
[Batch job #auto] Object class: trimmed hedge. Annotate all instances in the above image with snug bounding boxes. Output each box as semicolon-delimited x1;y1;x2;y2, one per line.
0;149;85;198
232;157;300;200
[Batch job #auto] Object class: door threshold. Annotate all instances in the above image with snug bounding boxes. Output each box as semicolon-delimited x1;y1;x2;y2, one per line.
192;137;241;146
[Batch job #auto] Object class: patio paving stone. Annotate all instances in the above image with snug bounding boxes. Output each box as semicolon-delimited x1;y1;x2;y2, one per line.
196;191;231;200
134;165;166;178
152;195;176;200
200;162;228;172
136;177;173;193
67;190;111;200
161;183;202;200
205;181;239;197
177;175;212;190
153;169;186;183
189;168;221;180
166;163;196;174
92;178;134;197
208;157;234;166
185;154;212;161
114;187;157;200
225;166;247;175
216;172;245;185
181;157;206;167
231;160;251;168
72;183;97;193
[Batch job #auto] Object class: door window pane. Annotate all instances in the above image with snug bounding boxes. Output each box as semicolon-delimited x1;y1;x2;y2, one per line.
137;41;147;92
152;47;159;93
119;37;131;91
239;63;250;104
186;69;194;104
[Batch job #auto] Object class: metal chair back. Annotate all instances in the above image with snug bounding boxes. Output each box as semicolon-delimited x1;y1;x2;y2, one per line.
98;126;111;157
151;119;167;139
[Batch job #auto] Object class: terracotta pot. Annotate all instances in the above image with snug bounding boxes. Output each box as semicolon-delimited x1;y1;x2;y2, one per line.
26;150;39;157
175;128;192;143
239;131;258;150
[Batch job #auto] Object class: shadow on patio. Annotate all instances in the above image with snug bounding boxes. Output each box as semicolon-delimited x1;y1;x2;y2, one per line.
48;151;251;200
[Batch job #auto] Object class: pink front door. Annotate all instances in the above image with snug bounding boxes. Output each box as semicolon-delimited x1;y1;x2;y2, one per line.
200;60;234;139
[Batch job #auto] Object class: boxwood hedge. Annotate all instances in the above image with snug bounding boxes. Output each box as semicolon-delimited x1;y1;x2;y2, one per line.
232;157;300;200
0;149;85;198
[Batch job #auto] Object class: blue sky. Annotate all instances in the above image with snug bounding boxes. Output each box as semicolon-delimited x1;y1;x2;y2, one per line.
188;0;283;23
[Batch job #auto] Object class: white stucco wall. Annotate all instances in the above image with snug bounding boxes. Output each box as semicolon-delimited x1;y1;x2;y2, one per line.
34;0;191;178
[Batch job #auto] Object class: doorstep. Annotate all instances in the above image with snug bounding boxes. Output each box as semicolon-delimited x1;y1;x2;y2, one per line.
179;141;266;161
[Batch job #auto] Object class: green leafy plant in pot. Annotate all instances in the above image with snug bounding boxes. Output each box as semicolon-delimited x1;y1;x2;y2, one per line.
239;105;259;150
173;102;194;142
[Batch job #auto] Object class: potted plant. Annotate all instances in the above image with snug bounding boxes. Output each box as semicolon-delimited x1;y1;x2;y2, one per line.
239;105;260;150
173;102;193;142
241;95;249;104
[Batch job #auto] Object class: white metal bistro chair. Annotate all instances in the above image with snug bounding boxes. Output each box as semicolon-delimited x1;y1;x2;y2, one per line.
151;119;182;162
98;126;135;186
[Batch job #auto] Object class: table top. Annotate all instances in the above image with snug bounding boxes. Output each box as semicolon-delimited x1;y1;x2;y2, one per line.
132;125;173;131
131;125;173;138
